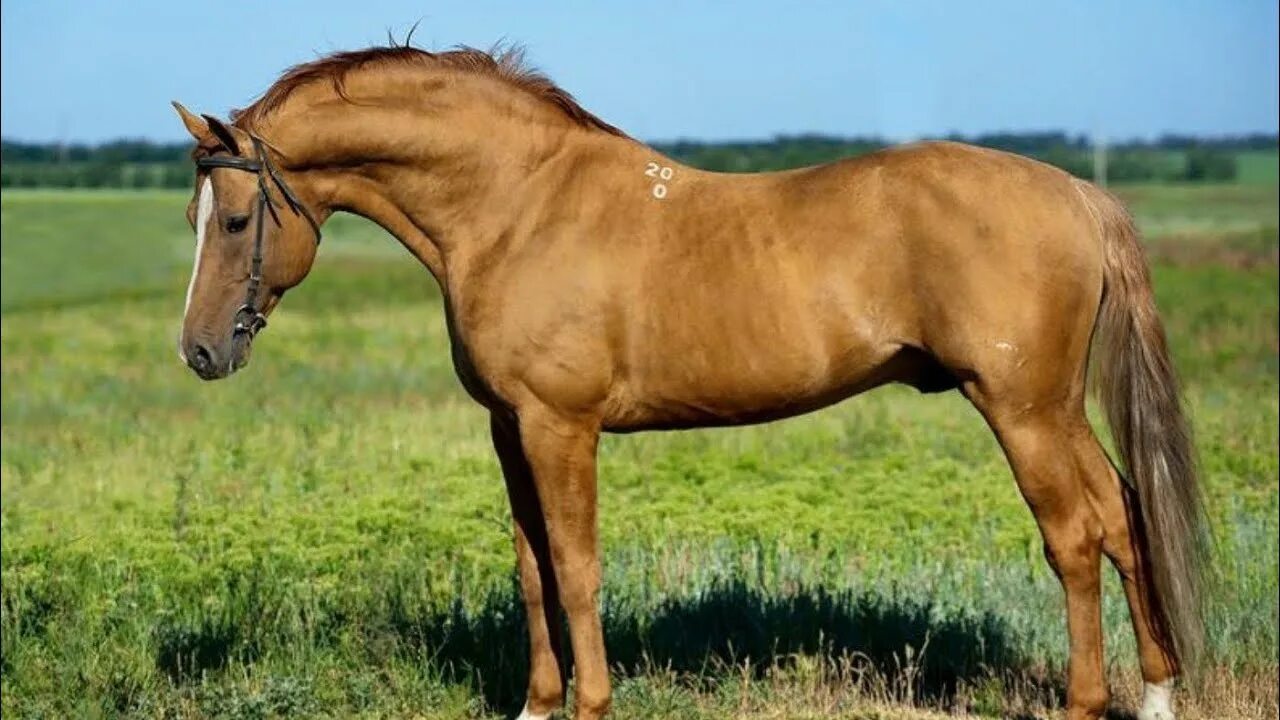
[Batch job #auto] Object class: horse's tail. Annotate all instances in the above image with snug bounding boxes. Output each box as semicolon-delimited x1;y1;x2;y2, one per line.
1077;179;1210;673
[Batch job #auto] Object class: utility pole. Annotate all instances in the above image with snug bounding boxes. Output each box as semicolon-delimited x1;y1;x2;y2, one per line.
56;115;69;164
1093;134;1108;188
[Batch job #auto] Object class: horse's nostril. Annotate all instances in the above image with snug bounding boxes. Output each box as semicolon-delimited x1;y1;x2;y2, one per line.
189;344;214;373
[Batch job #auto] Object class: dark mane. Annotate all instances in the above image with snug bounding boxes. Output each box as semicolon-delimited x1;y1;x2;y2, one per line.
231;44;624;136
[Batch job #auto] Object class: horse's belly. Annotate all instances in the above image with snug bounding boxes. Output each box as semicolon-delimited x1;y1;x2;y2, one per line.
602;329;898;431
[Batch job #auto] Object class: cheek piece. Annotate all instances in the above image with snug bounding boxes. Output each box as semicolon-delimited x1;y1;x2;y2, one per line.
195;135;321;338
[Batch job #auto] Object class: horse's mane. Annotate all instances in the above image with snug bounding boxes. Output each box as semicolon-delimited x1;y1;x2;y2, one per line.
230;44;623;136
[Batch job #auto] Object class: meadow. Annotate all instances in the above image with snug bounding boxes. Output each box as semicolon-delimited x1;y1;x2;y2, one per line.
1;179;1277;719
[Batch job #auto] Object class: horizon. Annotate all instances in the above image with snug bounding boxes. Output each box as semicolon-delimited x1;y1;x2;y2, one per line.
2;2;1277;145
3;129;1277;150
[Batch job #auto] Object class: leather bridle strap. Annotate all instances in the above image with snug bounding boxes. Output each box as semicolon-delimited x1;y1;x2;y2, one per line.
195;136;321;339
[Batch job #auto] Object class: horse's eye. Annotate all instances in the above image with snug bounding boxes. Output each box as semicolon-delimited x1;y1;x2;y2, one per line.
225;214;250;234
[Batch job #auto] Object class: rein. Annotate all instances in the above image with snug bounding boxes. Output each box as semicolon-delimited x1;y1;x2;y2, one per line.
195;136;322;339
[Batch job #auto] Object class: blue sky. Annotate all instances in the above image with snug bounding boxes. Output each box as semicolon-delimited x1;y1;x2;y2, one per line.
2;1;1276;143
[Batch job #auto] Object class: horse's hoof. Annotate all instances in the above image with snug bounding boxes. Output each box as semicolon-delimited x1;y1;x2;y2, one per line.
516;704;554;720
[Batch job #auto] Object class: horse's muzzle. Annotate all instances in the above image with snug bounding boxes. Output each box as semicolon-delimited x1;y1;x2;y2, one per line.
183;333;252;381
185;342;225;380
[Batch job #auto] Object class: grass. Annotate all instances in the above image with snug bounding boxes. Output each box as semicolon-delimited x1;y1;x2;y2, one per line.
1;184;1277;719
1234;149;1279;185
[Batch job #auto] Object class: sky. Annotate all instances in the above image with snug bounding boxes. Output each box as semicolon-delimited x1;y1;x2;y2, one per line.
2;1;1276;144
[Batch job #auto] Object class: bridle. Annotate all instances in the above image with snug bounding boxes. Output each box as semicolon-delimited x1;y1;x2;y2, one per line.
195;135;322;339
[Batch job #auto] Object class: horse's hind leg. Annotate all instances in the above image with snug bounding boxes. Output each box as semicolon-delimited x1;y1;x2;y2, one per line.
967;392;1110;720
1074;433;1180;719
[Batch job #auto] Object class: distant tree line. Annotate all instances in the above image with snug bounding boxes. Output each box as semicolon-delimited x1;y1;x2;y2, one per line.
655;132;1271;183
2;132;1273;188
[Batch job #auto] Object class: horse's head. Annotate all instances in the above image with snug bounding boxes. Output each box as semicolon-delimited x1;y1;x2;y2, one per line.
173;102;322;380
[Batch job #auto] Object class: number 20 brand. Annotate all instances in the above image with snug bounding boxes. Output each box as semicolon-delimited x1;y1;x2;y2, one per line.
644;162;674;199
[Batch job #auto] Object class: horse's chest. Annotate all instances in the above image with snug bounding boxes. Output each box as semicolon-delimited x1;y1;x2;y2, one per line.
442;303;508;411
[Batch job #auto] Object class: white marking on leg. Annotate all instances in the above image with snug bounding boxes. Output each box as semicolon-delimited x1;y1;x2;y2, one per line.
1138;679;1175;720
180;178;215;362
516;703;551;720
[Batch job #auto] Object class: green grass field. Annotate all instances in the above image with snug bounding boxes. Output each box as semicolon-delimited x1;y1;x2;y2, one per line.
1233;149;1280;185
1;184;1277;719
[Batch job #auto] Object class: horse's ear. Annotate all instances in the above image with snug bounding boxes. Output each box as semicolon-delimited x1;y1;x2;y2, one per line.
200;113;243;155
172;101;211;143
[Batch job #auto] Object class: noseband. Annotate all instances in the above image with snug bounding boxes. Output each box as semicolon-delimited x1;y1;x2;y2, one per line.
195;136;322;339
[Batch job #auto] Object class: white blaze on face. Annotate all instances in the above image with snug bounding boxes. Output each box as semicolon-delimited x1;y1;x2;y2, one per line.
179;178;215;362
185;178;215;316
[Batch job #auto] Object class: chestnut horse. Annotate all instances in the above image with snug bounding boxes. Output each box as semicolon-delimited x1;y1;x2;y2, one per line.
174;45;1206;720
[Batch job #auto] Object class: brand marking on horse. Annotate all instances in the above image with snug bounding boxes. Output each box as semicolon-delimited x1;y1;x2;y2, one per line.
644;161;674;199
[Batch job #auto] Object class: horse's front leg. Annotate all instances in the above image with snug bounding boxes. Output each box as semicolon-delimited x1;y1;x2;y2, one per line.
510;405;609;720
491;413;567;719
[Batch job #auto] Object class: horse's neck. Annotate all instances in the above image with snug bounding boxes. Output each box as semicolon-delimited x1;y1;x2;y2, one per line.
274;98;642;284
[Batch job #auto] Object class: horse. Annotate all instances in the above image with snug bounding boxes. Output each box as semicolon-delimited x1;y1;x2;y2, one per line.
173;44;1207;720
